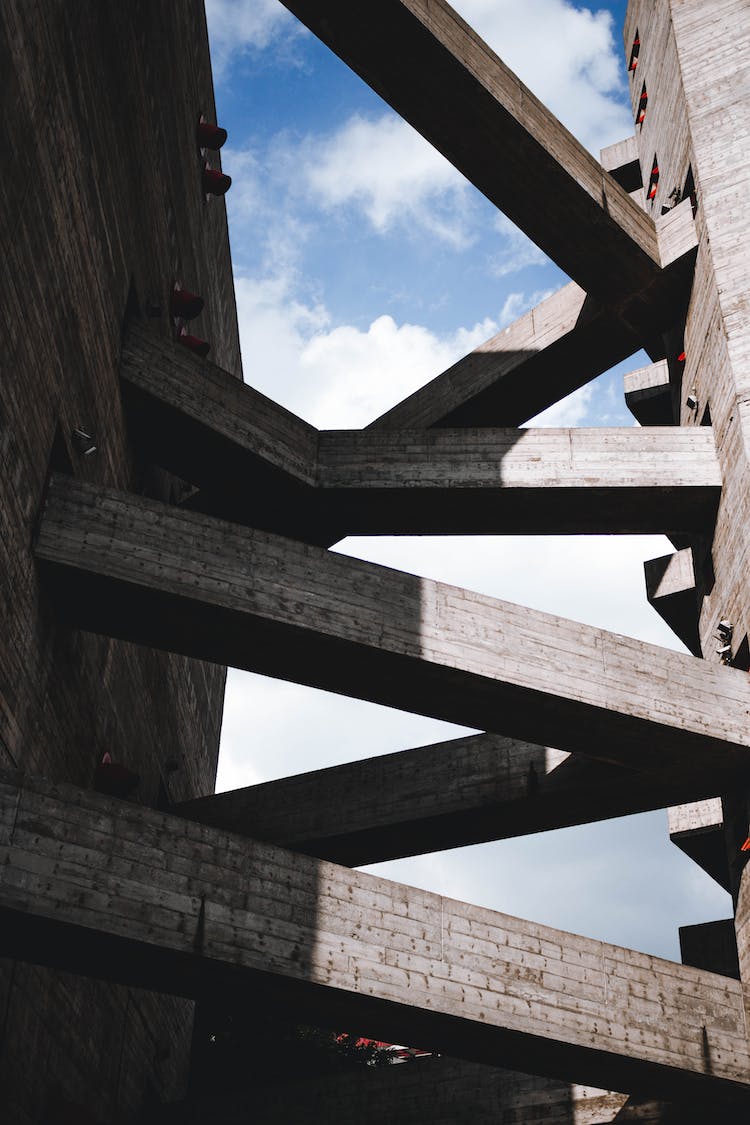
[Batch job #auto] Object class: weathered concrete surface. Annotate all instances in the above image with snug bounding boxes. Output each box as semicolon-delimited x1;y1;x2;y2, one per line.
644;549;701;656
176;734;727;868
600;135;642;193
121;335;723;536
2;773;749;1104
370;199;695;433
34;476;750;782
161;1058;689;1125
316;427;720;535
680;920;739;981
0;0;233;1117
121;321;317;490
625;361;672;426
370;283;639;430
668;799;729;893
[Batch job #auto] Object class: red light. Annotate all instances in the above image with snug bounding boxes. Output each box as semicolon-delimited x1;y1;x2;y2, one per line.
178;333;210;358
741;837;750;852
171;288;204;320
94;753;140;798
677;351;686;363
203;168;232;196
197;121;228;150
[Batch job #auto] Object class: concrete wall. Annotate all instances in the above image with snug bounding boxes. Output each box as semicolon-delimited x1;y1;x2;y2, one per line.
0;1;239;1119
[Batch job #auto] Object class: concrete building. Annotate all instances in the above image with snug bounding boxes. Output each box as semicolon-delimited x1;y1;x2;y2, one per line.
2;0;750;1121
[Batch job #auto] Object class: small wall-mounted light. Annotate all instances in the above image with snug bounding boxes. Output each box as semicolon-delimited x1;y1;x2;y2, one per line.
197;121;228;151
171;287;204;321
94;751;140;798
203;167;232;196
716;642;732;660
178;331;210;358
686;390;698;411
717;619;734;639
72;428;97;456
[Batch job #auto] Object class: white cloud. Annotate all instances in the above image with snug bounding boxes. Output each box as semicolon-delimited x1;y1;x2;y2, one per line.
304;114;473;248
453;0;632;151
205;0;296;76
235;271;529;428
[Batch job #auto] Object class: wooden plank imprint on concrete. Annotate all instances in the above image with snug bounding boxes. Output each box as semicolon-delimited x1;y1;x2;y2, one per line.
34;476;750;781
316;426;720;535
120;329;721;536
369;283;639;430
1;773;749;1103
176;734;729;868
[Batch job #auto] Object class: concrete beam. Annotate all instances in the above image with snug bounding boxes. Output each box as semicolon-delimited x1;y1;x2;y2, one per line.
316;427;720;535
625;361;673;426
35;476;750;781
277;0;662;308
176;736;732;868
163;1059;679;1125
669;800;730;893
680;920;739;981
2;772;749;1104
119;323;331;545
370;284;639;430
644;549;701;656
600;136;642;194
120;333;721;537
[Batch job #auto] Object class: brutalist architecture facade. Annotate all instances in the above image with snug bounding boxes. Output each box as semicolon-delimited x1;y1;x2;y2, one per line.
2;1;750;1122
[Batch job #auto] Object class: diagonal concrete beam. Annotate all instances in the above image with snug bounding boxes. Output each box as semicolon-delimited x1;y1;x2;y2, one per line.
119;322;332;544
35;476;750;780
625;360;672;426
369;283;639;430
120;321;317;489
175;735;728;868
669;800;730;893
277;0;661;307
120;330;721;537
1;772;749;1104
644;549;702;656
370;204;695;431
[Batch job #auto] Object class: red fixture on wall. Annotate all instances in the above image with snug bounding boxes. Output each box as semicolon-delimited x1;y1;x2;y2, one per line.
170;288;204;320
178;331;210;358
203;167;232;196
93;752;140;798
197;121;228;150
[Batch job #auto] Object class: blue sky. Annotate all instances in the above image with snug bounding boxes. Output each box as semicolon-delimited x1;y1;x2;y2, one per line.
204;0;730;961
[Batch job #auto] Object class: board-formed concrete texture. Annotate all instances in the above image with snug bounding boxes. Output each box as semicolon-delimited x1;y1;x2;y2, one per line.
120;324;723;537
2;773;750;1107
6;0;750;1119
0;0;233;1118
174;734;728;867
34;475;750;782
